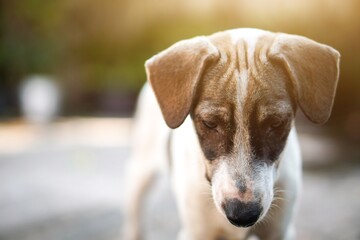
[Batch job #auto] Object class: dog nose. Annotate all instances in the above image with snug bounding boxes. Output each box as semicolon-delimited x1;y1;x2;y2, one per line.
222;199;262;227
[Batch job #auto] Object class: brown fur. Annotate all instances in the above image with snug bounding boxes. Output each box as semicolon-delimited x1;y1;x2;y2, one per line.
133;28;340;240
187;33;296;184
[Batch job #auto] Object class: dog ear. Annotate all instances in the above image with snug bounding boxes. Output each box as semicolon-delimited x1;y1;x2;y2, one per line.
145;37;219;128
270;34;340;124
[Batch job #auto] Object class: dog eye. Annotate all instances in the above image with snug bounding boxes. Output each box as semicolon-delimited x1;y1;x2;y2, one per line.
202;120;217;129
269;117;285;130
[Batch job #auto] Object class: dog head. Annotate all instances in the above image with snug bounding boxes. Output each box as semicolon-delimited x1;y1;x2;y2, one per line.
145;28;340;227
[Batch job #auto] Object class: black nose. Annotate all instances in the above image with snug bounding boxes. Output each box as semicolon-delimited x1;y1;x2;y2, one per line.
222;199;262;227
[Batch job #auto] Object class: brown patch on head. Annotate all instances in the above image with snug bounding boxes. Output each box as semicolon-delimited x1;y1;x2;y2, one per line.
191;32;297;179
188;31;301;187
242;35;296;163
190;33;239;179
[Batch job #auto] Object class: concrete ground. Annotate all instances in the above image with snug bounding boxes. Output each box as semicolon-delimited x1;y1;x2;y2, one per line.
0;118;359;240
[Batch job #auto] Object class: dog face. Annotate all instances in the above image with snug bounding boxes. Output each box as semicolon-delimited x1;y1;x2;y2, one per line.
191;38;295;227
145;29;340;227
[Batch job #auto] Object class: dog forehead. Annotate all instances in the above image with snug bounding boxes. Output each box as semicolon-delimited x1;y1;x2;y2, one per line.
208;28;272;58
201;29;281;107
228;28;270;54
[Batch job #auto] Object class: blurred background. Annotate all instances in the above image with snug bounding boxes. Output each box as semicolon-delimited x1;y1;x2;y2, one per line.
0;0;359;239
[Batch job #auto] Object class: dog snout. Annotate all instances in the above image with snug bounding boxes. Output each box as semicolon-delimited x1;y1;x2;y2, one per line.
222;199;262;228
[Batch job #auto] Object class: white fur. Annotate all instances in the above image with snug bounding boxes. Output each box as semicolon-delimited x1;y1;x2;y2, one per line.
230;29;265;105
123;84;302;240
123;29;305;240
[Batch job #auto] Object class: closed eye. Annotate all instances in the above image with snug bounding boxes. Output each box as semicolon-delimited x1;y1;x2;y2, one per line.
202;120;218;129
269;117;285;129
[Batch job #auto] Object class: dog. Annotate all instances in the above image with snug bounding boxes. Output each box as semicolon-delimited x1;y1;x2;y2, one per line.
122;28;340;240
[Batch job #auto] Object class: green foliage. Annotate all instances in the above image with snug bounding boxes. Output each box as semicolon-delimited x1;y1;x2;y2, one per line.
1;0;360;112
